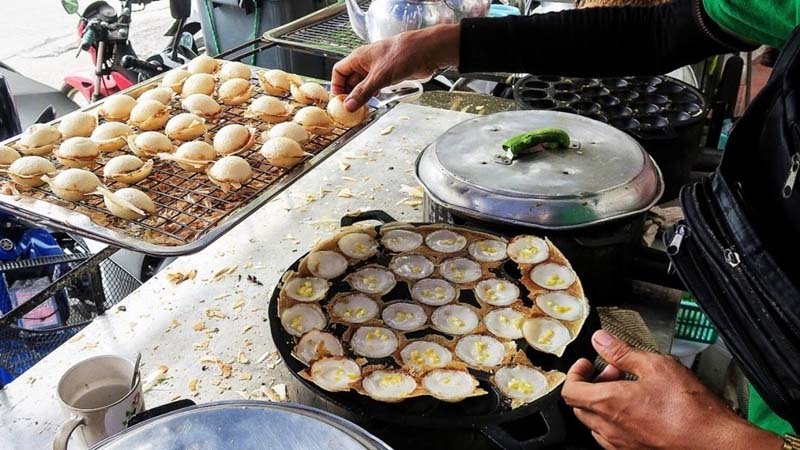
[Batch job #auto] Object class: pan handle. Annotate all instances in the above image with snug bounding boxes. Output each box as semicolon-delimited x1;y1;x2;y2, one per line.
127;399;196;428
479;397;566;450
340;210;398;227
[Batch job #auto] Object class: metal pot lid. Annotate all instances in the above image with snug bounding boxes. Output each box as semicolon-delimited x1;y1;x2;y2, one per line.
415;110;663;229
91;401;392;450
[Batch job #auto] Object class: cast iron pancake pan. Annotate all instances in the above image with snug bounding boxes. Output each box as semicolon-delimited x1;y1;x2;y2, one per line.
268;210;599;444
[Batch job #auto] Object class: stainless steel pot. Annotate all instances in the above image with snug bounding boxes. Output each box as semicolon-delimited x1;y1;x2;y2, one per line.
416;110;663;229
415;110;664;304
90;401;393;450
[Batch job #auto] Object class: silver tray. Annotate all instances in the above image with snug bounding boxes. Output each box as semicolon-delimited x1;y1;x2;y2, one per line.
0;65;387;256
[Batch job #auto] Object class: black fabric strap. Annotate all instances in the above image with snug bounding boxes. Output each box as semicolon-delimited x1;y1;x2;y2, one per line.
459;0;757;76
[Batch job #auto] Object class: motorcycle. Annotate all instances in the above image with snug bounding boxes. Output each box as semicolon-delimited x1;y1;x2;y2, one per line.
59;0;200;104
0;210;84;386
0;63;79;139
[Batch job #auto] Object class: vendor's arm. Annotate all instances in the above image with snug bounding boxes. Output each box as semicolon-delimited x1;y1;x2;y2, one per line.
459;0;753;75
562;330;784;450
333;0;756;110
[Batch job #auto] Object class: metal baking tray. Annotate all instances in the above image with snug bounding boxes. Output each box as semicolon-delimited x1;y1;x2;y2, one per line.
262;1;367;59
0;65;386;256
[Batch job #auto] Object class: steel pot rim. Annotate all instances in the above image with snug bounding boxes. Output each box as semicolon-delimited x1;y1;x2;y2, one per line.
90;400;393;450
416;151;664;230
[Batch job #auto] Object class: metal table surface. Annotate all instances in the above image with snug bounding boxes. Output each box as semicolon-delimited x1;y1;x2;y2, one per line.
0;100;679;450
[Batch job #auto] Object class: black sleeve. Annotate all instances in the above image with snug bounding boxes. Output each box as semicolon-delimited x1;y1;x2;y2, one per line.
458;0;757;76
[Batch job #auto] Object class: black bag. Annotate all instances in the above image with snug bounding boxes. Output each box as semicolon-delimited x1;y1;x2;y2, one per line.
666;26;800;430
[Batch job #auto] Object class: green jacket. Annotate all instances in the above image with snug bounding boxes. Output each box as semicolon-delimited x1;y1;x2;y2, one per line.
749;385;795;434
703;0;799;48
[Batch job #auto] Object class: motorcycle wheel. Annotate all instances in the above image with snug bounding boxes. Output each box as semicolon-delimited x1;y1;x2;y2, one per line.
59;84;90;108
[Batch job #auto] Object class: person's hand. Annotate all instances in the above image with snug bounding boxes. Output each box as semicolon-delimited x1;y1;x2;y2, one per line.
331;24;460;111
562;330;783;450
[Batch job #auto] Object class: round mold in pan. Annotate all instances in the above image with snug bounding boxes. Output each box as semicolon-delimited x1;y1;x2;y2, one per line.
671;91;700;104
573;101;602;114
578;85;610;99
603;105;633;118
600;78;628;89
656;81;685;95
629;102;660;114
522;89;549;100
522;80;550;90
629;75;663;86
664;111;692;124
595;95;620;108
611;89;640;102
553;81;576;92
553;92;580;104
639;94;670;106
632;84;658;95
637;114;669;129
610;116;641;131
572;78;599;88
269;213;599;432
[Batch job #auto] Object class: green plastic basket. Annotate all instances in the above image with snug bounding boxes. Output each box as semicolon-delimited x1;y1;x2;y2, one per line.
675;296;719;344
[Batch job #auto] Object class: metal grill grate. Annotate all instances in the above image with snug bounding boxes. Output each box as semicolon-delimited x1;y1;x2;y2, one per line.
0;253;89;272
0;71;374;250
1;247;142;382
278;2;368;56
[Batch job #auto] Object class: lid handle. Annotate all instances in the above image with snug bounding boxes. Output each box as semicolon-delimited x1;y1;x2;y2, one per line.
127;399;196;428
340;210;398;227
479;395;566;449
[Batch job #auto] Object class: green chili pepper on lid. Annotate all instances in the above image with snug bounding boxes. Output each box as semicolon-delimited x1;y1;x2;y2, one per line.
502;128;571;159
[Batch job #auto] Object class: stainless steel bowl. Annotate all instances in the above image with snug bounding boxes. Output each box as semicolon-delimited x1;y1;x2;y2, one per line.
91;401;393;450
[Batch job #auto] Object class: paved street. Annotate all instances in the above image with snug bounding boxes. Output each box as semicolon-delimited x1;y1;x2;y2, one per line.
0;0;173;90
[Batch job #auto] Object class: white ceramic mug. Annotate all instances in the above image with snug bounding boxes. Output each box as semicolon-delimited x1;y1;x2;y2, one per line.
53;355;144;450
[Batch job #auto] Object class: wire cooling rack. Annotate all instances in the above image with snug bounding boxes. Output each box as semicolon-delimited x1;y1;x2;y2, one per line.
0;66;379;256
262;1;368;59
